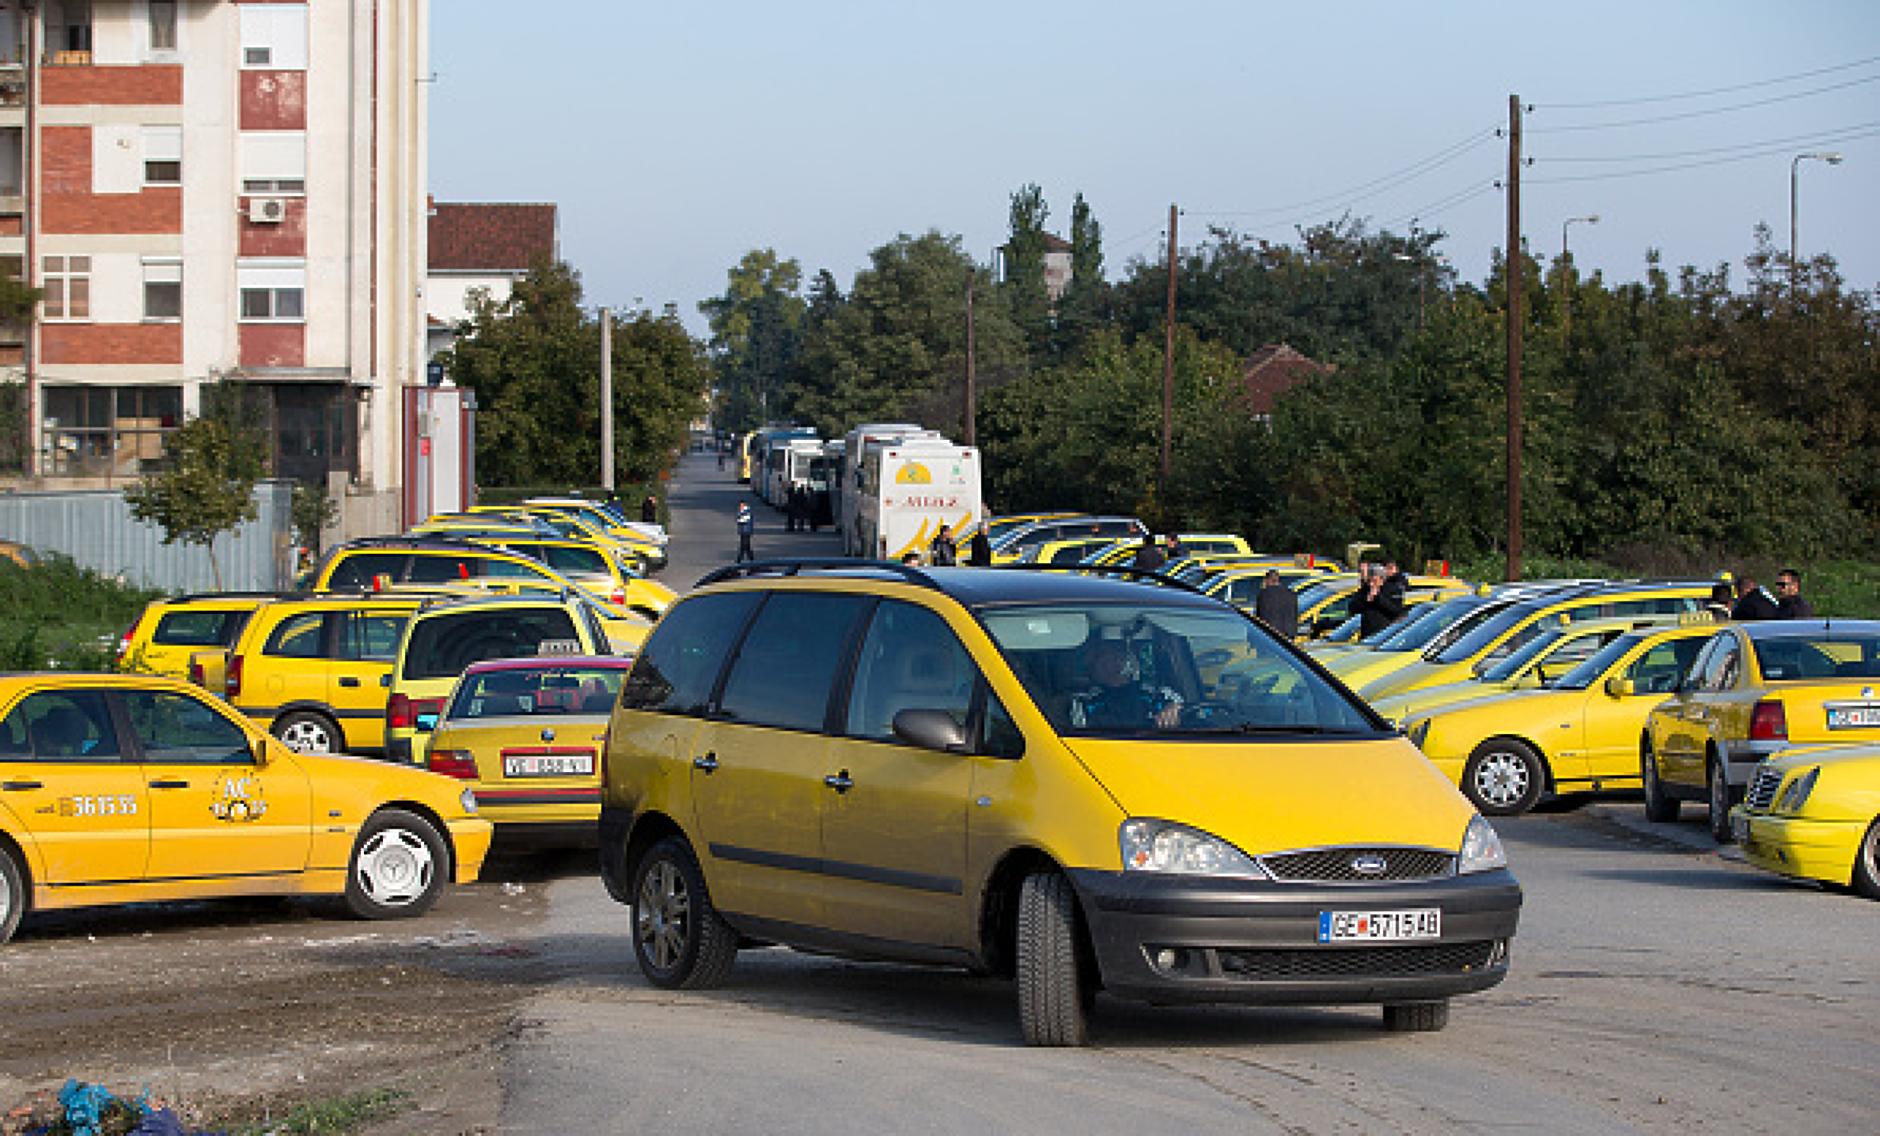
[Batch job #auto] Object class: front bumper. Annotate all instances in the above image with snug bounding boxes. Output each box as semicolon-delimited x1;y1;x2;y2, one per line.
1732;810;1858;886
1068;867;1522;1005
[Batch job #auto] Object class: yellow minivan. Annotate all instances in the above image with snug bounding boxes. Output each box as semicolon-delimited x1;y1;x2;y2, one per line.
598;563;1522;1045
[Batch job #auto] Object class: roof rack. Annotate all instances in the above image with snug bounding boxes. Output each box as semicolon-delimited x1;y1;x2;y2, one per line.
159;590;299;604
1000;561;1208;596
696;558;941;590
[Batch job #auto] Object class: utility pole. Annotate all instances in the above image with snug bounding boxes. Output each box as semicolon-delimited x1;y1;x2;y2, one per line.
600;307;614;493
1504;94;1523;583
1161;203;1177;500
964;271;977;446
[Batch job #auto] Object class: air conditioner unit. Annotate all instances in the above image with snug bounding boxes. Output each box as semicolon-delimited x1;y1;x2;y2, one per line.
248;196;287;224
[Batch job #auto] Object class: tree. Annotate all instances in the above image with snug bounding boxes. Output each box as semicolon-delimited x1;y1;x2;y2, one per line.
123;386;270;589
699;249;806;431
1002;184;1054;361
0;260;40;471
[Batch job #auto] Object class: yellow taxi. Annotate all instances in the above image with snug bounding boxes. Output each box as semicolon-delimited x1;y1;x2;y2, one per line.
519;497;668;569
0;673;491;945
0;540;42;569
1019;536;1125;566
599;562;1520;1045
384;594;621;765
1643;619;1880;842
1403;622;1717;815
1357;582;1712;702
464;536;676;621
117;592;283;679
223;594;430;756
1371;616;1673;723
467;505;655;571
422;656;633;844
1732;742;1880;899
1199;565;1327;609
1326;587;1559;689
1296;575;1472;640
988;516;1145;565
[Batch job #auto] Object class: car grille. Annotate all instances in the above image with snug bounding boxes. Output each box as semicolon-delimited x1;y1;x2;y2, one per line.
1259;847;1455;883
1218;940;1497;980
1745;766;1784;811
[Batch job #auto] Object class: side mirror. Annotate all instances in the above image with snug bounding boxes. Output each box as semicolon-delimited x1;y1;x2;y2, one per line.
1604;676;1635;699
1511;671;1541;690
891;708;969;753
251;734;273;765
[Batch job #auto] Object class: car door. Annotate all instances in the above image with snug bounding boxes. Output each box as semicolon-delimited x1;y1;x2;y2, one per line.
329;608;407;752
0;689;149;887
822;600;976;948
129;688;314;883
1658;633;1737;787
246;610;330;726
689;592;869;926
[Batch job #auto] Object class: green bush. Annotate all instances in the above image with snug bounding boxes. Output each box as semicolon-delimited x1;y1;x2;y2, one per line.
0;555;164;671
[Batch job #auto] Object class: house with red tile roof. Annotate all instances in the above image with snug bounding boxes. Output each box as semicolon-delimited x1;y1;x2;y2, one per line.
1238;344;1329;422
426;200;558;357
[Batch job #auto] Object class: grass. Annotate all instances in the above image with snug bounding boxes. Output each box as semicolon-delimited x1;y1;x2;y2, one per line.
219;1087;412;1134
0;555;164;671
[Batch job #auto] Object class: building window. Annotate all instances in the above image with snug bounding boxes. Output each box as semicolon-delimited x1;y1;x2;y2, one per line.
239;133;306;196
239;4;307;69
143;258;181;321
43;385;181;478
238;261;306;322
41;255;89;321
148;1;178;53
143;126;181;185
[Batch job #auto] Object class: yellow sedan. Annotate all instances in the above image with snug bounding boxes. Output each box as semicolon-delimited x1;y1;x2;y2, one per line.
1404;623;1715;815
1371;617;1675;723
421;657;631;844
1732;743;1880;899
0;674;492;945
1643;619;1880;842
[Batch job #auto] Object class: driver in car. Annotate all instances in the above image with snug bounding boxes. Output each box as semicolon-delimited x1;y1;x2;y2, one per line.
1070;637;1184;729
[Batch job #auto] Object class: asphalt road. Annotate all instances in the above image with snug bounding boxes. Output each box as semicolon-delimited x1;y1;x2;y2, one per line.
493;453;1880;1135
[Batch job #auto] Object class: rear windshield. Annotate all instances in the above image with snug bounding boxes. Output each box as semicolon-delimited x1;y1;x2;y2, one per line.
401;608;583;679
446;665;628;719
981;601;1381;738
1753;632;1880;681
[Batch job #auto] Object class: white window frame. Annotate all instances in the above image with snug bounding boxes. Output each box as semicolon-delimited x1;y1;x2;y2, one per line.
40;254;90;322
142;125;181;187
238;260;306;323
239;4;307;70
144;1;180;59
142;257;182;322
239;132;306;195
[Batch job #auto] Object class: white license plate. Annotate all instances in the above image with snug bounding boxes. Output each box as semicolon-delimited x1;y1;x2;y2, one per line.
1826;706;1880;729
1317;909;1440;943
502;752;594;778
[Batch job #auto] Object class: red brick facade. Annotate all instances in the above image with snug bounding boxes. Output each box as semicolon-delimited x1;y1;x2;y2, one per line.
40;65;183;107
238;197;307;258
240;71;307;131
40;323;183;366
240;323;306;368
38;127;183;235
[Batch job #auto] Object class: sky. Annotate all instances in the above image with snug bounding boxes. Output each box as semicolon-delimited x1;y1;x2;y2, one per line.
429;1;1880;338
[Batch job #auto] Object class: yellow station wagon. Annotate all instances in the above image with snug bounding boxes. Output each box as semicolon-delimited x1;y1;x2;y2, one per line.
598;563;1521;1045
0;674;491;946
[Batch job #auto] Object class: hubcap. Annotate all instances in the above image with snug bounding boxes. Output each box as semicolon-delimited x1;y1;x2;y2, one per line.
281;720;333;754
1476;752;1528;807
636;858;690;970
355;828;434;906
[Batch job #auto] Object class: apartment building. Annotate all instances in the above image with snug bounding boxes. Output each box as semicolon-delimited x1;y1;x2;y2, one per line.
0;0;429;529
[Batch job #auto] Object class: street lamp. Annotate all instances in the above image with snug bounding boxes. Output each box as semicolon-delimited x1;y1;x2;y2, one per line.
1790;152;1844;276
1560;214;1599;336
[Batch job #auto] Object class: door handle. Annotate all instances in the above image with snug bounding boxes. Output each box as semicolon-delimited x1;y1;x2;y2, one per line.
149;780;191;789
339;677;361;688
1;780;42;791
823;770;854;794
692;752;719;774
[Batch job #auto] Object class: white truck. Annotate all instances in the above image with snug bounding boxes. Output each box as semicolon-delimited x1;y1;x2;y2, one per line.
847;437;982;561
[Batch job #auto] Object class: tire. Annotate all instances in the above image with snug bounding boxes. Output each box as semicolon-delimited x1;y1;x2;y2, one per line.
1462;739;1546;816
1383;1000;1450;1032
1851;819;1880;900
344;808;447;919
1641;737;1680;823
0;845;24;947
631;836;737;990
1016;871;1092;1046
1707;757;1736;844
274;711;341;755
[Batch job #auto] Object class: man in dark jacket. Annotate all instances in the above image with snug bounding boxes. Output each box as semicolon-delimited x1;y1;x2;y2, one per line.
1731;576;1780;621
966;525;993;567
1254;571;1299;639
1346;564;1405;638
1131;534;1166;572
1775;569;1815;618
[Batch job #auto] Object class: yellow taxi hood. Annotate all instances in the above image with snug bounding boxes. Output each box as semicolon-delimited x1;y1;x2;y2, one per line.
1061;735;1477;855
1327;649;1425;687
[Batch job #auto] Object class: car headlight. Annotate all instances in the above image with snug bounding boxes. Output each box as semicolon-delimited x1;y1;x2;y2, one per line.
1407;718;1432;750
1120;819;1268;879
1457;814;1508;874
460;787;480;815
1776;766;1820;814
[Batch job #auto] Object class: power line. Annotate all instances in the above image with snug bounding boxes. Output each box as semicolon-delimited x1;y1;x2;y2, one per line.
1530;72;1880;133
1383;181;1499;229
1537;119;1880;163
1189;125;1498;221
1533;53;1880;110
1528;125;1880;184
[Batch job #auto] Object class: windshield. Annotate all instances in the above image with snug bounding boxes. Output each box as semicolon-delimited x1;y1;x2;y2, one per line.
1294;578;1357;613
1552;630;1650;691
1378;596;1499;654
1476;625;1575;681
1427;595;1575;663
979;601;1382;738
446;664;627;719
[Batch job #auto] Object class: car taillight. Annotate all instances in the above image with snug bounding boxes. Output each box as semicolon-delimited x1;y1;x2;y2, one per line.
1749;699;1788;741
387;693;413;729
427;748;479;780
118;612;143;659
189;659;204;686
225;654;244;698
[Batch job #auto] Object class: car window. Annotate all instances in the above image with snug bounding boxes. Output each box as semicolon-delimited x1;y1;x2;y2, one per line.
718;593;870;732
341;612;407;661
544;547;608;575
408;554;482;584
9;690;123;762
448;666;628;719
326;552;406;590
480;556;556;582
124;690;251;764
264;611;327;658
153;610;242;648
622;592;761;715
1625;636;1708;694
844;601;977;742
1754;632;1880;681
1699;636;1742;692
402;608;584;679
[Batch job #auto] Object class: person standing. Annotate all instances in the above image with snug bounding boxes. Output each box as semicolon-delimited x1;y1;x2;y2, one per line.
1131;533;1166;571
735;503;756;563
1731;576;1780;621
1705;581;1736;620
1254;570;1299;639
1775;569;1815;618
928;523;958;566
1346;564;1405;638
966;524;993;567
1381;559;1410;603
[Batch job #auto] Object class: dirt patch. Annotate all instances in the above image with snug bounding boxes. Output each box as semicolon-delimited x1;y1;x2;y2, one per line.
0;849;590;1133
